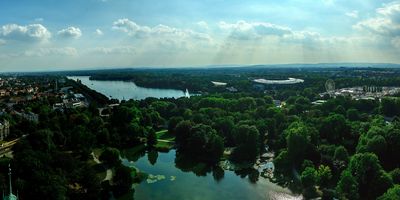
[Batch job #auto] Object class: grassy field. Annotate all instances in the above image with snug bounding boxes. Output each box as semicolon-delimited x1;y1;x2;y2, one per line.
155;130;175;151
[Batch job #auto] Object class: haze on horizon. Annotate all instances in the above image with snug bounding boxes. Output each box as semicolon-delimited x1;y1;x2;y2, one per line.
1;0;400;72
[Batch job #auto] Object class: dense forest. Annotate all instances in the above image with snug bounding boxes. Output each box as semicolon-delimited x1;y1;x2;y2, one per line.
1;68;400;199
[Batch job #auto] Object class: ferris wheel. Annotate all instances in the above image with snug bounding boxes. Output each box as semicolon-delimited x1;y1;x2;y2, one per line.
325;79;335;96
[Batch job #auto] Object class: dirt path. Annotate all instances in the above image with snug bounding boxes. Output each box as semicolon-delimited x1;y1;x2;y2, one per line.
91;151;113;182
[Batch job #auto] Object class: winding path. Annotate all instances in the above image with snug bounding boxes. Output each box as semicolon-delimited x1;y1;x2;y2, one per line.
91;152;113;182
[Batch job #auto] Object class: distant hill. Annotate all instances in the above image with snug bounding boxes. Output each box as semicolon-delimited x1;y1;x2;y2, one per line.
2;63;400;75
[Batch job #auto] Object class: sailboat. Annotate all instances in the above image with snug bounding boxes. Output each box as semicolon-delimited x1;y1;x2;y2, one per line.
185;89;190;98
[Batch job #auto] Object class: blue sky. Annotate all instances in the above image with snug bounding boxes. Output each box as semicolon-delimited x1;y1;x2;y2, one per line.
0;0;400;71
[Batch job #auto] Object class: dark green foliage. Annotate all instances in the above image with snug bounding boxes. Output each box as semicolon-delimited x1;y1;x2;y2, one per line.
347;153;393;199
230;125;260;163
175;120;193;147
285;122;318;167
168;116;184;134
99;147;121;167
147;150;158;165
146;129;157;147
320;114;350;144
336;170;359;200
176;123;224;163
390;169;400;184
317;165;332;187
112;164;134;197
301;167;318;188
346;108;360;121
381;98;400;117
333;146;349;170
377;185;400;200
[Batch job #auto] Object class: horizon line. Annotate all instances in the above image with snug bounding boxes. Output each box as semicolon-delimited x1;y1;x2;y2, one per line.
1;62;400;74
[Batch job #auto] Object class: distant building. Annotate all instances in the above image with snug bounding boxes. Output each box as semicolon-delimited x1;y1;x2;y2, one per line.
211;81;227;86
74;93;85;100
58;78;66;84
0;90;7;97
273;100;282;107
60;86;73;94
14;111;39;123
226;87;238;92
0;120;10;141
312;100;327;105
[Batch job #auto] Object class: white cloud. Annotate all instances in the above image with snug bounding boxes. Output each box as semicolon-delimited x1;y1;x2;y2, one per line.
57;27;82;39
283;31;321;43
34;18;44;22
88;46;135;54
95;29;103;36
346;10;359;18
113;18;211;40
197;21;209;30
391;36;400;48
24;47;78;57
112;18;151;37
0;23;51;42
354;2;400;37
219;20;292;40
112;18;214;51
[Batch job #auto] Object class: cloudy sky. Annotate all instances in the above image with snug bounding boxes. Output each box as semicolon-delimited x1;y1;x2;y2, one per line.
1;0;400;71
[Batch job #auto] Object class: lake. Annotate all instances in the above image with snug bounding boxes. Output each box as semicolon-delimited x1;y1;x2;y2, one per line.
68;76;300;200
67;76;187;100
121;150;301;200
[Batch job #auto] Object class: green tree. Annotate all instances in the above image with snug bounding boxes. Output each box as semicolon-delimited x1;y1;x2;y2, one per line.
146;129;157;147
347;108;360;121
377;185;400;200
390;168;400;184
213;117;235;146
112;165;133;197
317;165;332;187
99;147;121;167
348;153;393;199
320;114;350;144
168;116;184;134
301;167;318;188
175;120;193;148
285;122;318;167
381;98;400;117
231;125;260;163
336;170;359;200
333;146;349;170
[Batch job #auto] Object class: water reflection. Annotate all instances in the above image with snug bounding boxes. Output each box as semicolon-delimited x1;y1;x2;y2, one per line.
212;166;224;182
234;168;260;183
121;149;299;200
147;150;158;165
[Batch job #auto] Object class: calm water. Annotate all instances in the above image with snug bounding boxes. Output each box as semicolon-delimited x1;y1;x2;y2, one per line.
67;76;186;100
121;150;300;200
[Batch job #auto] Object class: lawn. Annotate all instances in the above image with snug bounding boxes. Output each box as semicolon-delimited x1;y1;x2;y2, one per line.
155;130;175;151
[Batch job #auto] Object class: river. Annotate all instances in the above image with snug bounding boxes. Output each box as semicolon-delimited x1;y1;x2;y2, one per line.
121;149;301;200
67;76;186;100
